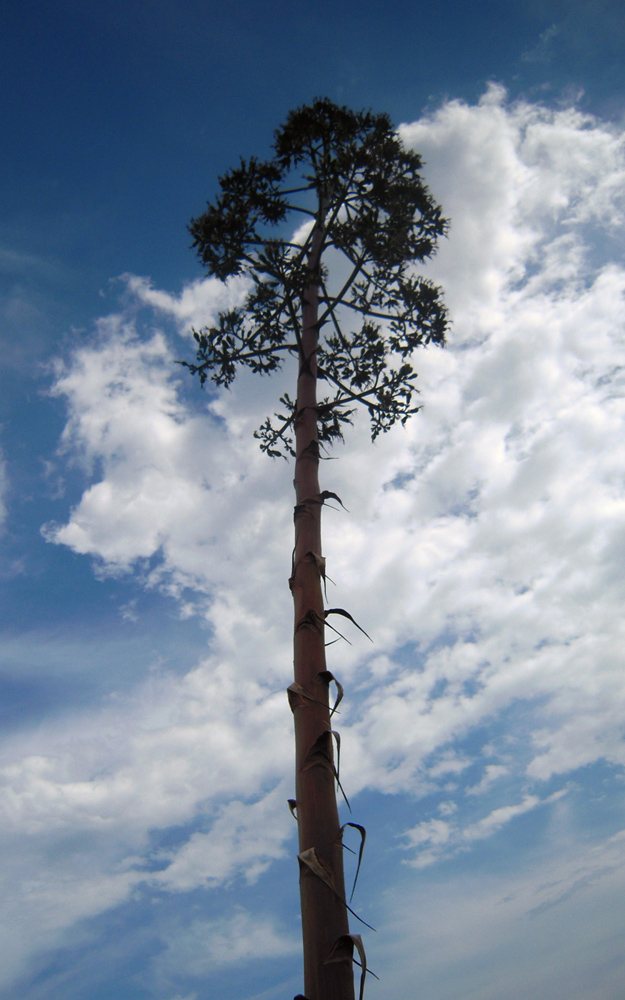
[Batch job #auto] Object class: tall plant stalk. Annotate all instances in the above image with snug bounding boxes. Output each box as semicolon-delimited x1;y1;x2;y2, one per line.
290;210;354;1000
184;99;449;1000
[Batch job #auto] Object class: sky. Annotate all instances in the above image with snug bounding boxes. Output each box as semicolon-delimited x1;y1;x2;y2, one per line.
1;1;625;998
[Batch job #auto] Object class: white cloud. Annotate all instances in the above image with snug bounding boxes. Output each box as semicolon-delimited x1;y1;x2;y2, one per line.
152;787;292;892
466;763;509;795
1;660;293;839
41;87;625;801
4;87;625;989
152;909;298;988
42;316;295;676
402;790;568;868
379;824;625;1000
122;272;251;336
0;657;295;986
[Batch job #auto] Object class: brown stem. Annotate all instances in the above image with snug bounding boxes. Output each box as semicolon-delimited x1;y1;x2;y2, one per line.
291;203;355;1000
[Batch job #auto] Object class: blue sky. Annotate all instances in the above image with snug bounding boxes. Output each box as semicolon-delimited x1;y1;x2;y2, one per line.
2;2;625;998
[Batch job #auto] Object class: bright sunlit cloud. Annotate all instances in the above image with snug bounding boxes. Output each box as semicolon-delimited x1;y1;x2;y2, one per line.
3;86;625;997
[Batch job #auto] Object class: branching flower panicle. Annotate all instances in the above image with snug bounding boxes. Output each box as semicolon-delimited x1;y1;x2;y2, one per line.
184;98;448;457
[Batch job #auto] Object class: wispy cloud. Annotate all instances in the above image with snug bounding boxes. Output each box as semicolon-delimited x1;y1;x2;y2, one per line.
521;23;560;64
402;790;567;867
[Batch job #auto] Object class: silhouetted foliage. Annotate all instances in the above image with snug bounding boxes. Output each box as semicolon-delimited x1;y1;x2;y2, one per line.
185;98;448;457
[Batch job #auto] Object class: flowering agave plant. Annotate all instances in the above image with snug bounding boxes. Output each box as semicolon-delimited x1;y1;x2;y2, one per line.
185;98;448;1000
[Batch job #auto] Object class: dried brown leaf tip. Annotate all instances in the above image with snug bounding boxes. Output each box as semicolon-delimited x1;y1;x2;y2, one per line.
294;490;347;520
287;681;327;713
298;848;375;931
324;934;378;1000
298;847;336;891
287;682;308;712
301;731;350;811
303;490;349;511
299;439;336;462
317;670;344;716
340;822;367;901
296;607;351;644
325;608;372;642
305;550;335;598
329;730;349;809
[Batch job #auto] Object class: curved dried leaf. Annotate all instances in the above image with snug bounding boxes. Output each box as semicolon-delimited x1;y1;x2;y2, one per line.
301;731;334;773
318;489;349;511
323;933;354;966
298;848;375;932
325;608;372;642
323;933;373;1000
330;730;342;780
301;731;350;811
317;670;344;716
300;490;349;511
287;682;308;712
340;822;366;901
287;681;327;712
324;618;352;645
298;846;336;892
330;730;351;812
304;550;335;599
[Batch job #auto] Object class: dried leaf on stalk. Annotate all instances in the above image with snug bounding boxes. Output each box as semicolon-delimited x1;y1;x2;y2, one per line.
324;933;379;1000
318;490;349;511
287;681;327;712
340;822;367;901
300;490;349;511
301;731;350;811
317;670;344;716
305;550;335;599
298;848;375;932
325;608;372;641
301;731;334;773
330;730;351;812
324;618;352;644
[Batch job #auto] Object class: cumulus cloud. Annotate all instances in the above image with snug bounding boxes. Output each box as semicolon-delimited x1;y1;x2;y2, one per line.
4;87;625;988
151;787;292;892
43;314;295;667
0;656;294;986
122;272;251;337
154;909;299;979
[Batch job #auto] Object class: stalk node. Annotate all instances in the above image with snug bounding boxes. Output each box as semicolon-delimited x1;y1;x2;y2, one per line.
295;609;324;634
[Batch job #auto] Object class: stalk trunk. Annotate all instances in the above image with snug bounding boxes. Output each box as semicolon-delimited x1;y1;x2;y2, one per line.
290;209;355;1000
